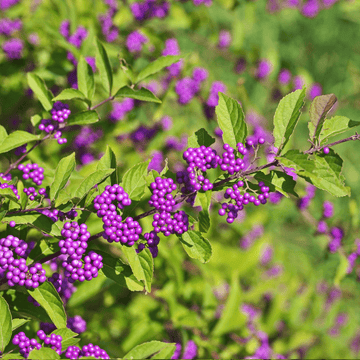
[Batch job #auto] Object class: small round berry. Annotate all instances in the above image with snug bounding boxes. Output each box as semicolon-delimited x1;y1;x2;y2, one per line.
323;147;330;154
9;221;16;227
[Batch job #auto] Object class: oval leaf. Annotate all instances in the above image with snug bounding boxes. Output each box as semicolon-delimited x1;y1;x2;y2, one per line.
52;89;87;102
27;281;67;329
28;347;60;360
121;160;150;201
12;318;30;331
273;88;306;154
0;297;12;352
0;131;40;154
115;86;161;103
136;55;182;84
27;73;53;111
215;93;247;149
179;230;212;263
67;110;99;126
77;56;95;100
319;116;360;144
96;38;113;94
50;153;76;200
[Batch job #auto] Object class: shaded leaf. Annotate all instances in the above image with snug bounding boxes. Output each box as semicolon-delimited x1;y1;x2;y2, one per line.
0;296;12;352
187;128;215;148
77;56;95;100
179;230;212;263
12;318;30;331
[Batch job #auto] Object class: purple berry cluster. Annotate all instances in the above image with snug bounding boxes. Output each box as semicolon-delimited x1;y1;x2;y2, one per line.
2;38;23;59
59;222;91;259
94;185;142;246
40;315;86;335
219;181;269;223
65;344;110;359
130;0;170;22
38;208;78;223
37;330;62;354
297;184;316;210
152;210;189;236
149;177;177;212
12;332;42;357
17;163;44;185
162;38;183;77
171;340;198;360
137;231;161;258
38;101;70;144
126;31;148;53
23;187;47;201
109;98;135;122
0;17;22;36
99;9;119;43
347;241;360;274
175;67;208;104
62;250;103;283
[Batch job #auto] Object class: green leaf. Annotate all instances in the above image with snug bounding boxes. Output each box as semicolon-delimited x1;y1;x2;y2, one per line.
273;88;306;154
308;94;337;142
278;150;350;197
0;187;20;203
52;88;87;102
28;347;60;359
334;252;349;286
27;282;67;329
187;128;216;148
212;275;246;336
121;246;153;293
115;86;161;103
55;190;72;207
150;344;176;359
318;116;360;144
179;230;212;263
199;210;210;233
136;55;182;84
96;146;117;193
67;110;99;126
121;160;150;201
3;213;62;237
97;250;144;291
50;153;76;200
215;93;247;149
73;169;114;203
1;353;24;359
77;56;95;100
0;125;8;145
17;180;27;209
27;73;53;111
0;131;40;154
254;170;298;198
96;38;113;94
124;341;177;360
12;318;30;331
0;297;12;352
30;114;42;128
51;328;79;351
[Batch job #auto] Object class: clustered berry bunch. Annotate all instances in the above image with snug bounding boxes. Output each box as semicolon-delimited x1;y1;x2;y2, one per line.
0;235;42;288
149;177;177;212
23;186;47;201
47;271;76;304
12;330;62;358
137;231;161;258
17;163;44;186
94;185;142;246
40;315;87;335
65;344;110;359
38;101;70;144
152;210;189;236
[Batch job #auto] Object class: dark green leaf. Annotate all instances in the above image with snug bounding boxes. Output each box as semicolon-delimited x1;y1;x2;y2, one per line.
96;38;113;94
50;153;76;200
73;169;114;203
0;131;40;154
115;86;161;103
199;210;211;233
187;128;216;148
278;150;350;197
27;282;67;329
121;160;150;201
254;170;298;197
215;93;247;149
318;116;360;144
273;88;306;154
51;328;79;351
77;56;95;100
124;341;177;360
97;250;144;291
28;347;60;359
0;296;12;352
308;94;337;142
179;230;212;263
27;73;53;111
67;110;99;126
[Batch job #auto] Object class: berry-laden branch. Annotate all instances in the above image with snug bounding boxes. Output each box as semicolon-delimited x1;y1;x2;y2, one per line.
304;133;360;154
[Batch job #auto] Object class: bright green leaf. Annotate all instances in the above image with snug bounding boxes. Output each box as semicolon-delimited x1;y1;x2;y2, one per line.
215;93;247;149
0;125;8;145
96;146;117;193
28;347;60;359
124;341;177;360
12;318;29;331
0;131;40;154
27;73;53;111
115;86;161;103
187;128;216;148
179;230;212;263
51;328;79;351
96;38;113;94
319;116;360;144
77;56;95;100
67;110;99;126
0;297;12;352
121;160;150;201
254;170;298;197
273;88;306;154
52;89;87;102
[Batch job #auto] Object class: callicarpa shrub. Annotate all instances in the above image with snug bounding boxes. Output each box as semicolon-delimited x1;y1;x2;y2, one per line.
1;0;360;359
